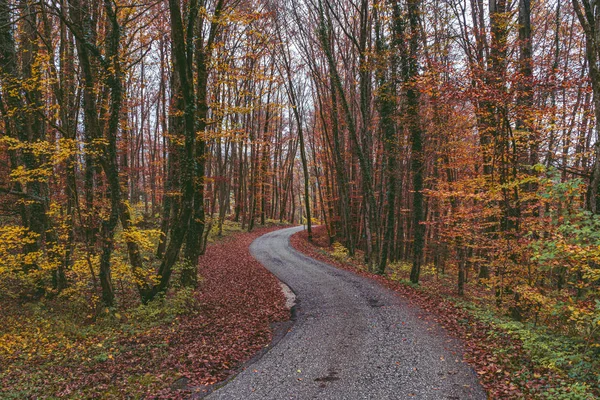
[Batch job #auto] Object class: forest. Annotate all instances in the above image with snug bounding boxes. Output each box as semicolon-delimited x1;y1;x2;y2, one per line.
1;0;600;397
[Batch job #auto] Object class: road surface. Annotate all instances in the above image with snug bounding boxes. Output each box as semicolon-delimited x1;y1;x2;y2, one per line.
208;226;486;400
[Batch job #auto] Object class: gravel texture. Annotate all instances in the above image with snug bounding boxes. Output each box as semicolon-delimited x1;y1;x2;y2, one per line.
208;226;486;400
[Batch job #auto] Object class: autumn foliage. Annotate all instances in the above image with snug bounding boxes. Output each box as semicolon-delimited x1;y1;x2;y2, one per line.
1;0;600;397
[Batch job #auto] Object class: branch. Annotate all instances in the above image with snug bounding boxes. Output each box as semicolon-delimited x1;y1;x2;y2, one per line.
0;187;48;203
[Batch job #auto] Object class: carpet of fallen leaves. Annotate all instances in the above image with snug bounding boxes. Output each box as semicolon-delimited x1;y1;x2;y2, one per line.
0;225;289;399
291;226;581;399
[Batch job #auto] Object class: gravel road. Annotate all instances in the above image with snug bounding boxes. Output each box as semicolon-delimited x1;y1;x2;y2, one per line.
208;226;486;400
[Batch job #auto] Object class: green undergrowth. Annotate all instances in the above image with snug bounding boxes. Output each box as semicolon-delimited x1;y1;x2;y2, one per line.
208;219;245;243
450;297;599;398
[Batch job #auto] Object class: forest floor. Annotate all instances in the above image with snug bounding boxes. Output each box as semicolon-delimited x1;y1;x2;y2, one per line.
291;226;600;399
0;221;290;399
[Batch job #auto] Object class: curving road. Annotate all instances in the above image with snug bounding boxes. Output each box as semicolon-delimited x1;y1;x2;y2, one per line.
208;226;486;400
